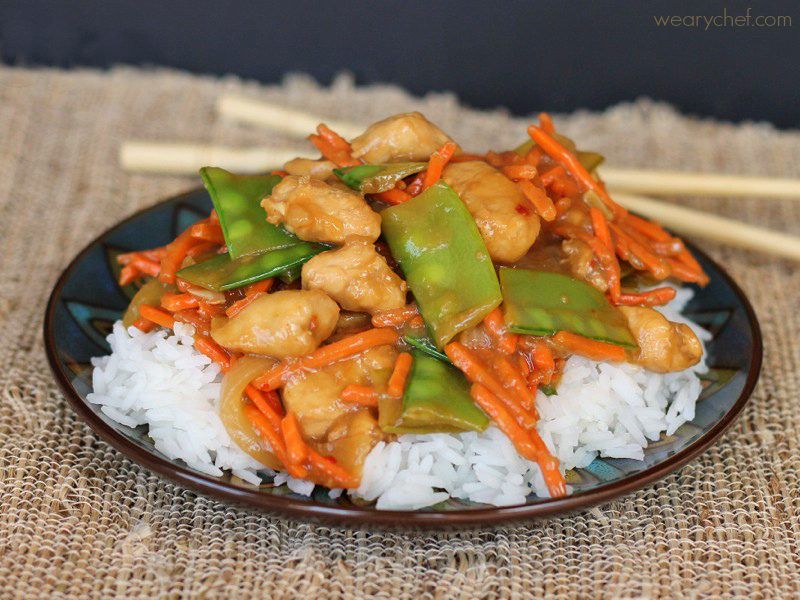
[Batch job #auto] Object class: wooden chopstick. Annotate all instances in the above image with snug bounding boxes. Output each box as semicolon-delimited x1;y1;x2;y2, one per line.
615;193;800;262
119;142;300;174
603;168;800;200
215;93;800;200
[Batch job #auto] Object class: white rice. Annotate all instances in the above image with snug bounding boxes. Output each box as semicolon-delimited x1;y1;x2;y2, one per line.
88;288;710;509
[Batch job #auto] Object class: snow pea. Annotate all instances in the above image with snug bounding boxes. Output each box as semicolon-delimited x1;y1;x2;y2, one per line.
499;268;637;348
381;182;502;348
379;350;489;434
200;167;297;259
176;242;324;291
334;162;426;194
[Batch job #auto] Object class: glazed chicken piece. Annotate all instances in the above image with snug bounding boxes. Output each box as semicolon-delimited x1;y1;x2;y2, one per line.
302;242;407;314
283;157;336;181
350;112;458;164
620;306;703;373
261;176;381;244
210;289;339;359
562;238;609;292
442;161;541;263
318;410;384;479
282;345;397;439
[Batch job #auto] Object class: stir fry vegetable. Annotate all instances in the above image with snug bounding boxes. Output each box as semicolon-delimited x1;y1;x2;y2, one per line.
500;268;637;348
334;162;427;194
177;243;324;291
381;181;502;347
379;350;489;434
201;167;297;259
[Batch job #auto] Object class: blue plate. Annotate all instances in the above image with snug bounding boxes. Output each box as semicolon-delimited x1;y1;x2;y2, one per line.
44;188;762;527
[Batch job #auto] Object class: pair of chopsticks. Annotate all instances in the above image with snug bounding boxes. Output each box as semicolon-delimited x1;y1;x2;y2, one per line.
119;94;800;262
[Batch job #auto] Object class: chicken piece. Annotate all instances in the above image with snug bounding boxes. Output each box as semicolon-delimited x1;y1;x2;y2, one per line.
210;289;339;359
302;242;407;314
620;306;703;373
442;161;541;263
261;176;381;244
350;112;458;164
318;410;384;478
282;345;397;439
283;157;336;181
562;238;609;292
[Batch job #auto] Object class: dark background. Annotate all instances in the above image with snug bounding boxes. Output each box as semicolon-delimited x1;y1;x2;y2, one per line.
1;0;798;127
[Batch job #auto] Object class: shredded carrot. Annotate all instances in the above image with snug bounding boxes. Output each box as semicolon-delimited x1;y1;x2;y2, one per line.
254;328;399;391
160;292;199;312
246;384;283;432
586;208;621;301
589;207;612;250
488;352;538;417
517;179;556;222
502;164;537;181
371;305;419;328
138;305;175;329
128;256;161;278
308;124;360;167
340;384;380;407
445;343;536;429
449;153;487;163
528;125;626;220
531;342;555;385
132;317;156;333
189;222;225;245
159;227;197;284
244;405;291;469
195;298;226;319
271;170;289;177
623;213;672;242
482;308;519;354
307;449;360;489
119;264;140;286
281;413;310;467
374;188;412;204
552;331;626;363
667;258;709;285
608;223;670;280
186;242;219;259
225;279;274;318
616;287;677;307
470;383;566;497
117;248;167;265
194;334;231;370
422;141;458;190
539;165;567;187
387;352;413;398
538;112;556;134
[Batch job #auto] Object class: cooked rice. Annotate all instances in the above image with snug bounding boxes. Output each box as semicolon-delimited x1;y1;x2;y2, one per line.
88;288;709;509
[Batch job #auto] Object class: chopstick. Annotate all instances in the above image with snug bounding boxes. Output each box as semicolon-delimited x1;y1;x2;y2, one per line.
615;193;800;262
603;168;800;200
120;142;299;174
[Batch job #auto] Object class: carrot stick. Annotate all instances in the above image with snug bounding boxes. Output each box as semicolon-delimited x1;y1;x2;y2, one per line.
117;248;167;265
119;264;139;286
340;384;380;407
374;188;412;205
281;413;310;467
225;279;274;318
132;317;156;333
552;331;626;363
253;328;399;390
517;179;556;222
245;385;283;431
138;305;175;329
616;287;677;307
160;292;199;312
502;164;538;180
307;449;359;489
244;405;287;460
470;383;566;497
539;165;567;187
528;125;626;220
172;309;210;336
194;334;231;370
488;352;538;417
189;222;225;245
531;342;555;384
482;308;519;354
129;256;161;278
387;352;413;398
309;124;360;167
445;343;536;429
590;207;612;250
159;227;197;284
422;141;458;190
538;112;556;134
371;305;419;328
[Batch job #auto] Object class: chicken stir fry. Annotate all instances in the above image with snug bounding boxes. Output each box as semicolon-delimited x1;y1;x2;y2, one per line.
302;241;407;314
120;110;711;499
262;176;381;244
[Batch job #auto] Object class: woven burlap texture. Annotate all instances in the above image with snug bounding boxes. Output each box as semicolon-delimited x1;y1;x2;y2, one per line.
0;65;798;599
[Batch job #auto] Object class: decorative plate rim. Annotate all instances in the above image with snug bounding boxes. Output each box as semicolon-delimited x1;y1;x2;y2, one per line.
43;189;763;527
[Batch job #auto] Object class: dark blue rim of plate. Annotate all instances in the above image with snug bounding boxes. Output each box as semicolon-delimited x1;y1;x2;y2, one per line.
43;188;763;527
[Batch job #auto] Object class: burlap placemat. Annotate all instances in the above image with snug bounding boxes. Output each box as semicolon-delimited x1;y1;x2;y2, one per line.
0;65;798;598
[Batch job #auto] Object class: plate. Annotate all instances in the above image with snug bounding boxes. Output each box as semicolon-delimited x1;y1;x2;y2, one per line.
44;188;762;527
